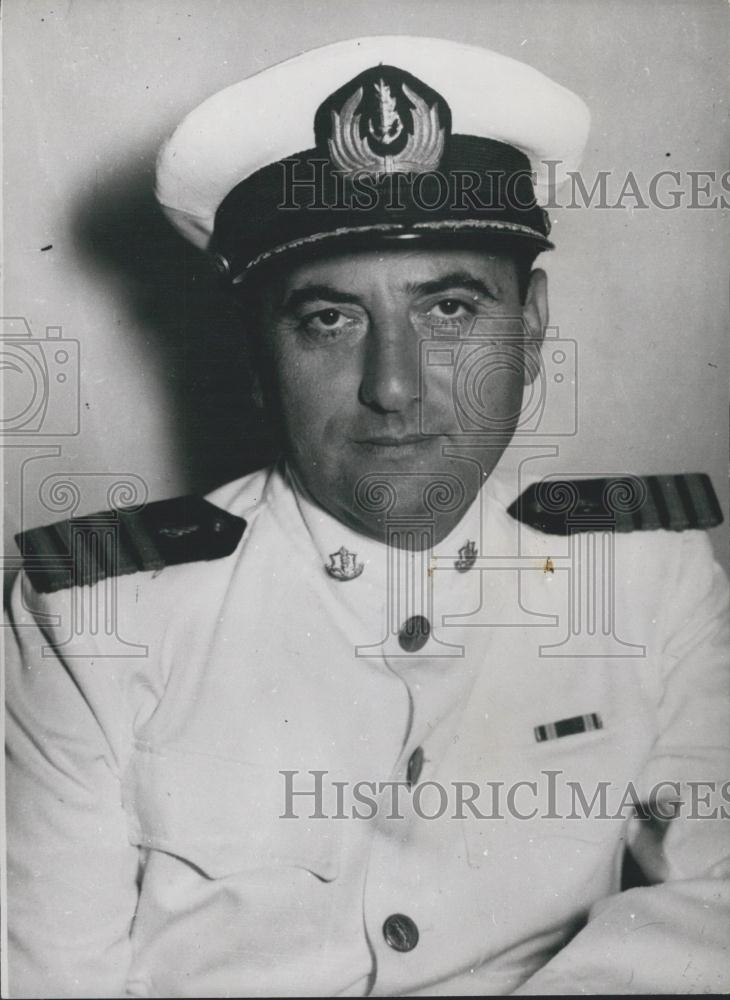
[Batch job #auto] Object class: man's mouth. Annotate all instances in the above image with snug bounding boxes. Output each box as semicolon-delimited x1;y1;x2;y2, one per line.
352;433;437;452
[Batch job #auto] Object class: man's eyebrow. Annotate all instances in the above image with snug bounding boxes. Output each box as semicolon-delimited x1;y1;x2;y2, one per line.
406;271;499;299
281;284;362;312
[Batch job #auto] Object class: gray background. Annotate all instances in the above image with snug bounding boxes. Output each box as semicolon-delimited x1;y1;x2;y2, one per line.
3;0;728;568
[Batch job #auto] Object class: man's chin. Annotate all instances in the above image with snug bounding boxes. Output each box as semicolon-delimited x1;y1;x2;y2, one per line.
292;440;500;543
326;460;480;545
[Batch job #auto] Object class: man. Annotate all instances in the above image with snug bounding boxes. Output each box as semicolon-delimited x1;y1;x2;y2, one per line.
6;35;729;997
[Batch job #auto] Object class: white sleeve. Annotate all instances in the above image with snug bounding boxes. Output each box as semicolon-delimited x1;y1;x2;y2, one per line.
514;530;730;995
4;574;140;998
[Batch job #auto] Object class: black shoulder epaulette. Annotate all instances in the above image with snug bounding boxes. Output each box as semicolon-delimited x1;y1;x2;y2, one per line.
15;495;247;594
508;472;723;535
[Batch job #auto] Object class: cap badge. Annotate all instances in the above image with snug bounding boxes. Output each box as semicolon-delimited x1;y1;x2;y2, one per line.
325;545;364;581
327;69;446;176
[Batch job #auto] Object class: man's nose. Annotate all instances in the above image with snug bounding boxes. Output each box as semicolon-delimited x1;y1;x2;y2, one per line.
359;314;421;414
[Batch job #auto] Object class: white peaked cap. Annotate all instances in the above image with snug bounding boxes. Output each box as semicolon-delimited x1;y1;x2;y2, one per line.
156;35;590;265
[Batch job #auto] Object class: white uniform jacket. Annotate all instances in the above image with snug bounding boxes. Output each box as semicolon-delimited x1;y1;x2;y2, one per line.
5;462;730;997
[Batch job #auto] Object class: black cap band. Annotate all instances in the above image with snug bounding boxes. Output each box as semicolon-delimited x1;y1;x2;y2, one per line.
213;134;551;282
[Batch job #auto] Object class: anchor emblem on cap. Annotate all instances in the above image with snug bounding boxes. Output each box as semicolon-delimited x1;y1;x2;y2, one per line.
454;540;478;572
368;80;404;146
327;67;446;175
326;545;364;581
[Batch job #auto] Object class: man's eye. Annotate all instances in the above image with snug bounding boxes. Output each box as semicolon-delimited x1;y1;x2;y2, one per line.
301;308;352;339
429;299;472;320
315;308;343;327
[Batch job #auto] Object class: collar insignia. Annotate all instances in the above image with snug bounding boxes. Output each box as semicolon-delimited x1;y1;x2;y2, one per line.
326;545;364;581
318;66;449;176
454;539;478;572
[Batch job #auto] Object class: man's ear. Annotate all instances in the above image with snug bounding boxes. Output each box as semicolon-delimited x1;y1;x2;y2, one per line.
521;268;548;386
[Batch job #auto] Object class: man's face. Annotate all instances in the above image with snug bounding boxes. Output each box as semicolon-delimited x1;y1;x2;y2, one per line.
258;246;547;544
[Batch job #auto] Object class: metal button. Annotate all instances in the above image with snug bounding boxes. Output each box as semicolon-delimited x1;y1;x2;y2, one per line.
211;252;230;278
398;615;430;652
383;913;419;952
406;746;424;787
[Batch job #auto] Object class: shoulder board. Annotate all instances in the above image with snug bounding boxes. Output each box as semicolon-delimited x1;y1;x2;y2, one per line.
508;473;723;535
15;495;247;594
